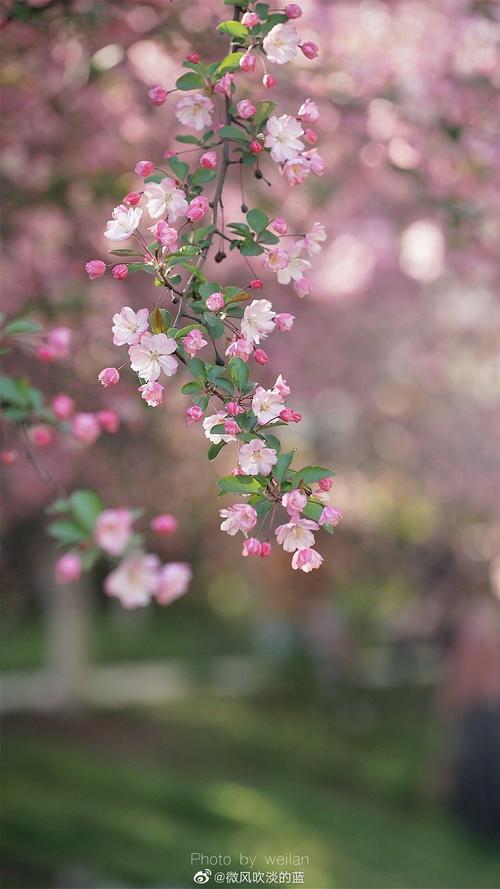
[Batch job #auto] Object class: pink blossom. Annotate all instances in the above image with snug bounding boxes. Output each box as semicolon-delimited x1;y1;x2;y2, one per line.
282;489;307;515
203;411;236;444
254;349;268;365
85;259;106;279
148;85;168;106
304;149;325;176
283;156;311;186
298;98;319;123
274;374;291;398
300;41;319;60
55;553;82;584
182;328;208;357
263;247;289;271
226;401;245;417
149;221;178;250
95;508;133;556
98;367;120;387
186;52;200;64
293;276;312;297
214;73;234;97
144;177;188;222
135;160;154;177
124;191;141;206
265;114;304;163
186;195;209;222
112;264;128;280
280;408;302;423
300;222;327;256
47;327;71;359
241;299;276;345
97;410;120;433
35;344;56;363
252;386;284;424
155;562;192;606
285;4;302;18
241;11;261;27
30;425;54;447
71;413;101;445
239;439;278;476
240;53;257;73
104;204;143;241
274;313;295;332
260;542;272;558
51;393;75;420
275;242;311;285
242;538;262;557
263;74;277;89
250;139;263;154
138;381;164;407
112;306;149;347
250;279;264;289
224;419;239;436
319;506;342;527
104;553;160;609
151;513;178;535
291;548;323;572
275;517;318;552
220;503;257;536
318;477;334;492
237;99;256;120
129;332;177;382
304;128;317;145
263;23;300;64
271;217;288;235
0;449;18;466
186;405;203;426
200;150;217;169
205;291;224;312
225;338;253;361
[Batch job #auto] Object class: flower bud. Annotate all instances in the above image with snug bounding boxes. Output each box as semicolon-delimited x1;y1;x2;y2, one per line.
71;413;101;444
112;264;128;280
124;191;141;206
298;98;319;123
163;150;176;160
260;541;272;558
36;344;57;363
280;408;302;423
250;140;263;154
47;326;71;359
224;419;239;436
254;349;268;366
134;160;154;177
51;393;75;420
241;11;260;27
319;506;342;527
148;84;168;106
237;99;256;120
304;128;317;145
300;41;319;60
240;53;257;73
271;217;288;235
97;410;120;433
186;405;203;426
274;313;295;332
55;552;82;585
186;52;200;64
242;537;262;557
263;74;277;89
0;449;18;465
250;279;264;289
205;291;224;312
150;513;178;535
285;3;302;17
200;150;217;169
31;425;54;447
98;367;120;388
226;401;245;417
319;476;334;491
85;259;106;280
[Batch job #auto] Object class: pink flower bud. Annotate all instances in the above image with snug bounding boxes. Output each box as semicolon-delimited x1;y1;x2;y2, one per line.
285;3;302;17
263;74;277;89
226;401;245;417
186;52;200;64
241;11;260;27
150;221;178;250
250;279;264;289
291;547;323;572
71;413;101;445
298;98;319;123
31;425;54;447
254;349;268;366
186;195;209;223
134;160;154;177
200;150;217;169
111;264;128;280
205;291;224;312
271;217;288;235
139;381;164;407
250;140;263;154
150;513;178;535
319;506;342;527
98;367;120;388
274;313;295;332
260;541;272;558
36;344;57;363
47;326;71;359
280;408;302;423
186;405;203;426
97;410;120;434
300;41;319;60
148;84;168;106
55;552;82;585
51;393;75;420
242;537;262;557
163;150;176;160
0;449;18;465
240;53;257;73
124;191;141;206
85;259;106;280
237;99;256;120
294;275;312;297
214;73;234;98
304;128;317;145
224;419;239;436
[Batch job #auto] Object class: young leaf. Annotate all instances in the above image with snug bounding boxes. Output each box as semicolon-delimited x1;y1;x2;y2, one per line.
69;490;103;534
188;357;206;379
47;521;87;545
3;318;43;336
208;441;226;461
181;381;204;394
273;450;294;483
218;125;249;142
247;208;269;233
175;72;205;91
191;167;217;186
216;51;244;74
218;475;263;495
168;156;190;180
295;466;335;485
175;134;201;145
217;20;249;39
229;356;249;390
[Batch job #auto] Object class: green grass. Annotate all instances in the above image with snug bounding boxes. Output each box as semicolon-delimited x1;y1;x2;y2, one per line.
1;692;499;889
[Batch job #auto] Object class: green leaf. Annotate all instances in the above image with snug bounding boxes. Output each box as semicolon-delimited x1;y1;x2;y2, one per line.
218;475;263;495
69;490;103;534
240;240;264;256
188;357;206;378
199;282;221;299
191;167;217;186
302;500;324;523
262;12;287;32
217;20;249;39
193;223;215;243
262;433;281;454
3;318;43;336
216;377;234;395
216;51;244;74
128;263;156;275
150;307;170;334
181;381;204;394
176;134;201;145
175;324;205;340
108;248;143;256
229;357;249;390
247;208;269;233
273;450;295;483
208;441;226;461
46;498;70;515
259;229;279;245
0;376;30;408
175;72;205;91
47;521;87;545
253;100;277;128
218;125;249;142
295;466;335;486
168;156;189;180
80;546;101;571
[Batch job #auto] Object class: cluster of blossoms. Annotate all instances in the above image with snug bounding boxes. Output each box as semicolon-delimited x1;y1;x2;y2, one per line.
84;1;340;573
50;491;191;609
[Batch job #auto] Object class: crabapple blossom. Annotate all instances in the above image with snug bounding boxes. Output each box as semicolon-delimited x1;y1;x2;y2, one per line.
129;333;177;382
134;160;154;176
151;514;178;535
283;156;310;186
237;100;256;120
104;552;160;609
280;408;302;423
200;151;217;169
285;4;302;18
319;506;343;527
214;73;234;98
291;548;324;572
304;128;317;145
250;139;263;154
275;517;319;552
298;98;319;123
276;242;311;285
274;374;291;398
203;411;236;444
240;53;256;72
282;490;308;515
241;11;260;27
185;405;203;425
226;401;245;417
98;367;120;387
36;344;57;363
275;313;295;332
155;563;192;605
226;338;253;361
112;264;128;280
271;218;288;235
220;503;257;536
182;328;208;357
104;204;143;241
293;276;311;298
51;393;75;420
71;413;101;445
300;41;319;60
85;259;106;279
144;177;188;222
124;191;141;206
265;114;304;164
30;425;54;447
186;52;200;64
205;291;224;312
187;195;209;222
55;552;82;584
239;439;278;476
263;246;289;272
47;327;71;359
260;542;272;558
94;508;133;556
224;419;239;436
241;299;276;345
252;386;284;425
263;22;301;65
262;74;277;89
250;279;264;289
97;410;120;433
242;538;262;557
301;222;327;256
318;477;334;492
175;93;214;131
304;149;325;176
112;306;149;347
254;349;268;365
148;85;168;106
149;221;178;250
